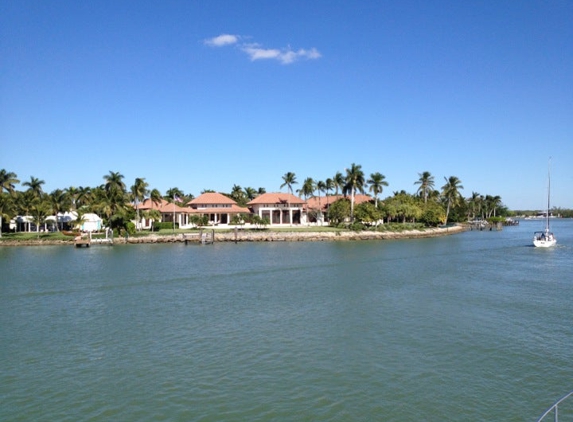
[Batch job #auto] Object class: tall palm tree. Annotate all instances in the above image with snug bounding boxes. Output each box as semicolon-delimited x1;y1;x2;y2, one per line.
257;187;266;196
0;191;16;237
280;172;298;195
102;171;127;227
368;172;388;208
0;170;19;236
441;176;464;224
333;171;345;195
104;171;126;196
298;177;315;200
414;171;435;204
76;186;92;209
0;169;19;194
66;186;79;210
324;178;334;207
23;176;45;198
316;180;326;217
484;195;502;218
467;191;481;220
131;178;149;230
316;180;326;197
150;188;163;208
343;163;366;221
49;189;71;231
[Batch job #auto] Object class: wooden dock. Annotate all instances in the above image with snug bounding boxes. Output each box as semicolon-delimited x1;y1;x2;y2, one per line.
74;238;91;247
184;229;215;245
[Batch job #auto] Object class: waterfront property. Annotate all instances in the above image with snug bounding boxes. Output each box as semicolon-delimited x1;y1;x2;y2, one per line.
137;198;193;229
305;194;373;223
188;192;250;225
247;192;306;225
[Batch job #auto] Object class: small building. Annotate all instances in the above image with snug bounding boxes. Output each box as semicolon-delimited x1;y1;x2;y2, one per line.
247;192;305;225
188;192;250;225
77;213;103;232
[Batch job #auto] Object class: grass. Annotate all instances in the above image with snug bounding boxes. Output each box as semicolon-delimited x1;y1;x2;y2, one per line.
0;231;73;242
1;223;439;242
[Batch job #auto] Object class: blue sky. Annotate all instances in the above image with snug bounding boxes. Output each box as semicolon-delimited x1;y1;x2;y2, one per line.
1;0;571;210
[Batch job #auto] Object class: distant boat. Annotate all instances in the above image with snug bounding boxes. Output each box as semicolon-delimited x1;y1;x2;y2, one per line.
533;159;556;248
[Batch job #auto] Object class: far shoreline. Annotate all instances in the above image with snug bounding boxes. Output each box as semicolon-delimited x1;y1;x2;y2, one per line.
0;225;466;247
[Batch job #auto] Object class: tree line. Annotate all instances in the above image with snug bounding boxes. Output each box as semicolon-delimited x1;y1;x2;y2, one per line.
0;165;513;236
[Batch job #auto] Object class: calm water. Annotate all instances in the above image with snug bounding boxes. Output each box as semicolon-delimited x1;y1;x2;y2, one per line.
1;220;572;421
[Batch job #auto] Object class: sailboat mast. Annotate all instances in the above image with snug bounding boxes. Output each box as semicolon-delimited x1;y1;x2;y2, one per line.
547;158;551;231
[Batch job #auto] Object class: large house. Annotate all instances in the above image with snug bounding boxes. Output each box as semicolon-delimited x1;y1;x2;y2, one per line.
188;192;250;225
136;198;193;229
305;194;373;223
247;192;305;225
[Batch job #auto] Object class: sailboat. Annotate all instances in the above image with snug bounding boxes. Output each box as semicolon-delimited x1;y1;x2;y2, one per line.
533;159;557;248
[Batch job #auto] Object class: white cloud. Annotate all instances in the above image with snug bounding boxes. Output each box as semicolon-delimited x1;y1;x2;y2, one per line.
241;44;321;64
205;34;321;65
204;34;239;47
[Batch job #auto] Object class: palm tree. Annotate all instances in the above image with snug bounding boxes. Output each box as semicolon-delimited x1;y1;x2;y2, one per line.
0;191;16;237
150;188;163;208
49;189;71;231
244;187;257;201
333;171;344;195
441;176;464;224
131;178;149;230
165;187;184;202
30;198;50;237
343;163;366;221
142;208;161;232
0;170;19;237
280;172;298;195
467;192;481;220
414;171;435;204
104;171;126;196
76;186;92;209
0;169;19;194
16;190;36;231
23;176;45;198
101;172;129;229
298;177;315;201
316;180;326;198
324;178;334;207
230;184;244;203
66;186;79;210
368;172;388;208
316;180;326;220
484;195;502;218
257;187;266;196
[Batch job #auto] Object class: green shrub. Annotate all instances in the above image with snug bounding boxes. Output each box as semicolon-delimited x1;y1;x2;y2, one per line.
153;222;178;231
125;221;136;235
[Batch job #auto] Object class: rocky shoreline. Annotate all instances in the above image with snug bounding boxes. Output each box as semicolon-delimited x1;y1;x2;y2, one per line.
0;225;465;246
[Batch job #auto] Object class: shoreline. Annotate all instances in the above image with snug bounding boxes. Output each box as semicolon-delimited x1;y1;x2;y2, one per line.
0;225;466;246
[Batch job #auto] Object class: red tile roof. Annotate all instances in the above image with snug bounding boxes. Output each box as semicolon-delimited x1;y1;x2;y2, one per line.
189;192;237;206
138;198;170;210
306;194;372;210
188;205;250;214
137;198;192;213
247;192;305;205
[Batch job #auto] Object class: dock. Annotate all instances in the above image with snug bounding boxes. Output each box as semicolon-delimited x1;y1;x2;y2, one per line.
184;229;215;245
74;237;91;247
74;229;114;247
